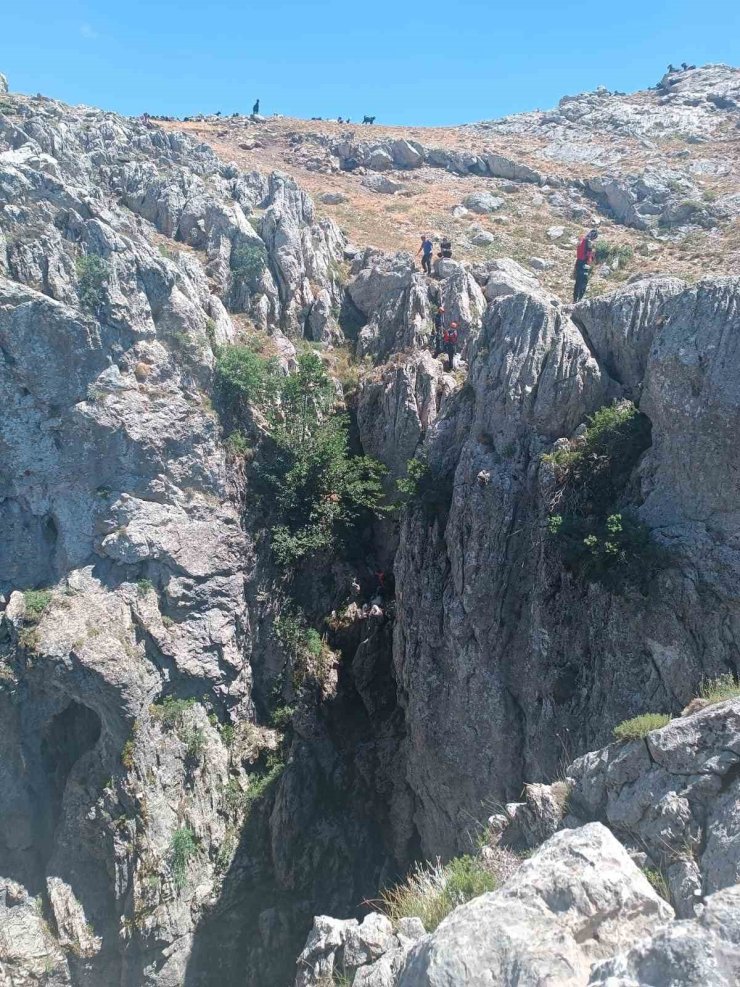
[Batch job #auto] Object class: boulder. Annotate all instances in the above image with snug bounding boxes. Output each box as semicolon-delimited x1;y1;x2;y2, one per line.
462;192;505;214
320;191;347;205
363;174;407;195
398;824;673;986
589;884;740;986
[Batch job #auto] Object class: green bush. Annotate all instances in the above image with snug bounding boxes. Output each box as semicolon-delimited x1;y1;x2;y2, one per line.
136;578;154;596
121;738;136;771
215;346;280;411
397;457;431;500
594;241;634;267
270;705;296;730
699;673;740;706
543;403;659;585
231;242;267;287
220;723;236;747
275;611;335;687
183;726;206;761
23;589;52;619
381;855;496;932
170;827;197;889
613;712;671;741
259;354;388;566
244;753;285;809
150;696;197;728
76;254;109;311
222;778;247;814
225;430;250;458
217;349;387;568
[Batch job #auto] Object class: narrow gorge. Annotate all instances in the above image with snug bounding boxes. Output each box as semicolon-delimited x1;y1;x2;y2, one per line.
1;65;740;987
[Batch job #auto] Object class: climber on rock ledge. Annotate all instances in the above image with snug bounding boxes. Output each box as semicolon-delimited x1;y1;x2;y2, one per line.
573;228;598;302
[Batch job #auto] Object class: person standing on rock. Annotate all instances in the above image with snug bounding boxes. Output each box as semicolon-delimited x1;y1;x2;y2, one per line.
573;229;598;302
443;323;459;372
417;234;434;276
252;98;260;115
433;304;445;356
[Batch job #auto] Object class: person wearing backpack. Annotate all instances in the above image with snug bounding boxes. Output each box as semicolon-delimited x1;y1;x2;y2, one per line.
443;322;459;371
573;229;598;302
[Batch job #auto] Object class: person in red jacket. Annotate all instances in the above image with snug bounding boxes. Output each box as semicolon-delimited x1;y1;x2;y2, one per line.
573;229;598;302
443;323;459;371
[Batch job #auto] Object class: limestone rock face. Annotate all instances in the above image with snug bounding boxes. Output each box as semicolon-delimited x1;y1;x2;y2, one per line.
398;824;672;987
0;90;286;985
566;699;740;897
0;879;71;985
589;885;740;986
357;353;452;485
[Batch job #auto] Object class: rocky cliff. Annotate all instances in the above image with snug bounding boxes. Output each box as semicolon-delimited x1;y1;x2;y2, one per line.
1;68;740;987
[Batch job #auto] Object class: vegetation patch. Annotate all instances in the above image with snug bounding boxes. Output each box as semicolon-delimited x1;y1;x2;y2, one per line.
594;241;634;267
275;610;336;688
216;349;387;568
150;696;197;728
230;242;267;287
245;753;285;810
699;673;740;706
644;866;670;901
76;254;110;311
23;589;53;620
613;712;671;742
136;578;154;596
169;826;197;890
121;738;136;771
397;456;431;501
543;402;660;586
380;855;496;932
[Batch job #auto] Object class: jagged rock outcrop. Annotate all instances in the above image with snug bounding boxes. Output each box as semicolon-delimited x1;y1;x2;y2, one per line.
357;353;452;486
589;884;740;986
386;271;740;857
398;824;672;987
4;69;740;987
327;135;545;184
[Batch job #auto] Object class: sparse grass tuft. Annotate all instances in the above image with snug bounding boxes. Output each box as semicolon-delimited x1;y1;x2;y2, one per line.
613;712;671;742
380;855;496;932
644;866;670;901
699;673;740;706
150;696;197;728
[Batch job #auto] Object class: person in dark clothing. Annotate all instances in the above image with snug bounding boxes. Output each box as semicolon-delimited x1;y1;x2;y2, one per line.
432;304;445;356
417;235;434;275
443;323;459;372
573;229;598;302
252;99;260;115
439;236;452;259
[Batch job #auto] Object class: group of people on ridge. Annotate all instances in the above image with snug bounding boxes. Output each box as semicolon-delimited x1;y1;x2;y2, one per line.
416;226;600;373
417;234;452;276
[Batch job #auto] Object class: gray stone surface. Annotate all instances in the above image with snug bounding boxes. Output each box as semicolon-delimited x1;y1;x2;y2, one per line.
589;884;740;986
398;824;672;987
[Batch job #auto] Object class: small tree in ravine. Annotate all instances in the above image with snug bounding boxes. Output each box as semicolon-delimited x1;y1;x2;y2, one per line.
261;352;387;565
216;348;387;567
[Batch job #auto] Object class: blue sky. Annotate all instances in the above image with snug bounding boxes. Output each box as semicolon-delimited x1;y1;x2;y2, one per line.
2;0;738;125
